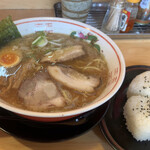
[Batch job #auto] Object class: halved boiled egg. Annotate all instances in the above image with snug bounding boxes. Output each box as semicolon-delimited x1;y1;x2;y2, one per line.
0;48;22;68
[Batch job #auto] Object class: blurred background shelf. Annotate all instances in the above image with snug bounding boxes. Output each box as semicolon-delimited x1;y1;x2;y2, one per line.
54;2;150;39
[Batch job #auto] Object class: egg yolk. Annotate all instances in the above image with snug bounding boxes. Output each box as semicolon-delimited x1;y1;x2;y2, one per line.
0;52;18;65
0;50;21;68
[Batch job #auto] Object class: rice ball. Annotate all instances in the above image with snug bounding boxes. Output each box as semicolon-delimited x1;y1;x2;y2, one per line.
127;71;150;98
124;95;150;141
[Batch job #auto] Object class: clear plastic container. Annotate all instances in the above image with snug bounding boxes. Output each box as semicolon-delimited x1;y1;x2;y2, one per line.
136;0;150;25
120;0;140;33
101;0;125;34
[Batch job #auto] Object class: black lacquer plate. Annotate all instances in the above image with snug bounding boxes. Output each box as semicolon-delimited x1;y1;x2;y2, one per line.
0;99;110;142
100;65;150;150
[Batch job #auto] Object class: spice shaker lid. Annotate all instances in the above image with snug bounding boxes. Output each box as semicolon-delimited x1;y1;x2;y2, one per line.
127;0;140;3
110;0;125;7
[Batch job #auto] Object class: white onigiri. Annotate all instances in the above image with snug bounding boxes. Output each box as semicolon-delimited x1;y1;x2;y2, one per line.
124;71;150;141
127;71;150;98
124;95;150;141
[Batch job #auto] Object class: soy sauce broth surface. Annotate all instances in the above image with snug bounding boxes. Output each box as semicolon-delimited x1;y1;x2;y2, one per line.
0;33;108;112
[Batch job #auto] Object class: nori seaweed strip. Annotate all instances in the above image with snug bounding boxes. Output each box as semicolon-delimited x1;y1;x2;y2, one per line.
0;16;21;48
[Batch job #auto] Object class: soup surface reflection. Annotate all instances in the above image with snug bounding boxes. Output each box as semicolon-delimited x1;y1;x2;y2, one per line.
0;32;108;112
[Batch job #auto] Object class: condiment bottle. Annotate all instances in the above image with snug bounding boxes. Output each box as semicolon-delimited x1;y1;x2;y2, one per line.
101;0;125;34
120;0;140;33
136;0;150;25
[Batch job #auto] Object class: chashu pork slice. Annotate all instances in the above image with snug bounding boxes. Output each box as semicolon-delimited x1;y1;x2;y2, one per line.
41;45;85;63
18;72;65;111
47;66;100;93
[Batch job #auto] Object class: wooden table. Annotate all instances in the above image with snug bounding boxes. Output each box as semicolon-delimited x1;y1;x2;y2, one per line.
0;9;150;150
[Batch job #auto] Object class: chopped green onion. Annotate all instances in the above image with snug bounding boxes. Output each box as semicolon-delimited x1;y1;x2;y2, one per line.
49;41;62;46
32;36;48;47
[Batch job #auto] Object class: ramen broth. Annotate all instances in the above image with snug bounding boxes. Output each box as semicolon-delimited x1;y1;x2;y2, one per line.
0;32;108;112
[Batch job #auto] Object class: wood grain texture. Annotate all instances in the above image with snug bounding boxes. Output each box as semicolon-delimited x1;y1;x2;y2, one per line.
0;9;54;20
0;0;109;9
115;39;150;66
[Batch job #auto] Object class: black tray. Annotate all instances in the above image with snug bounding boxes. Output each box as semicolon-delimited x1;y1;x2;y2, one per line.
0;100;110;142
54;2;150;39
100;65;150;150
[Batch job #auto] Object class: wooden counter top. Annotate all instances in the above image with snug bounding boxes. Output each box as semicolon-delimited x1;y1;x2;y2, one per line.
0;9;150;150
